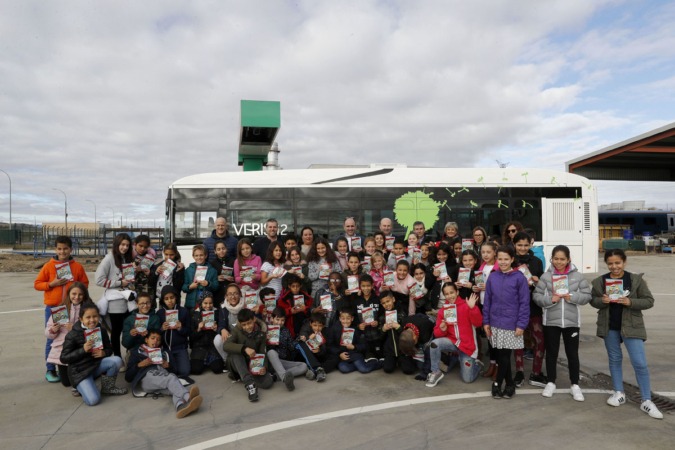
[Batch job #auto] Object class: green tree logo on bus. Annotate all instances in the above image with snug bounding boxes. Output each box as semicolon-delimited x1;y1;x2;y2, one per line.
393;190;446;238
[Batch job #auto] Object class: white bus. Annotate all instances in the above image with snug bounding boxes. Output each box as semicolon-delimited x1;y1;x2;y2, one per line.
166;165;598;272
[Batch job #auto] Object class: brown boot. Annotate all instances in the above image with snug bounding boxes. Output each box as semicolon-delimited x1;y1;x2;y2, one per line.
482;362;497;378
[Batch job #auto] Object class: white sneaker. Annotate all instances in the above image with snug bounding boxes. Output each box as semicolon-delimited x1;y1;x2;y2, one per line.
640;400;663;419
607;391;625;407
542;382;556;398
570;384;584;402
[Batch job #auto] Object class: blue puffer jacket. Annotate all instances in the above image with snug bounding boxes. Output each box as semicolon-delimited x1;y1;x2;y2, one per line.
482;269;530;331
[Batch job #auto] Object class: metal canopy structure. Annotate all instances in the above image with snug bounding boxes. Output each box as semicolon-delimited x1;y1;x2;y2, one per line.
238;100;280;171
566;121;675;181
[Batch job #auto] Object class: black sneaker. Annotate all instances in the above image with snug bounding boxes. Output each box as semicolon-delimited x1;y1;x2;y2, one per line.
245;383;258;402
283;372;295;391
528;372;548;388
503;384;516;399
513;371;525;388
492;382;503;399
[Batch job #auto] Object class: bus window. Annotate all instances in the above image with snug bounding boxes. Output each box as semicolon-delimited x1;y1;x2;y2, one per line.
175;211;216;239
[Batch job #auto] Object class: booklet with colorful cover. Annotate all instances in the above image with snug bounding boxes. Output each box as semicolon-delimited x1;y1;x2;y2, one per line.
306;332;325;351
411;247;422;264
266;325;280;345
383;270;395;287
202;310;215;329
293;294;305;309
288;265;303;275
84;327;104;350
319;263;331;280
350;236;362;252
434;262;449;281
457;267;471;285
410;282;426;300
221;266;234;278
347;275;360;294
194;265;208;282
340;327;355;346
241;266;254;282
605;279;624;301
474;270;484;286
385;236;395;251
263;294;276;312
142;345;164;364
320;294;332;311
55;262;74;281
385;310;398;325
51;305;69;324
244;291;258;310
360;306;375;324
161;259;177;279
134;314;149;332
271;266;287;278
395;254;406;263
517;264;533;284
165;309;179;329
122;263;135;282
443;304;457;324
140;255;155;271
249;354;265;375
462;238;474;252
552;274;569;296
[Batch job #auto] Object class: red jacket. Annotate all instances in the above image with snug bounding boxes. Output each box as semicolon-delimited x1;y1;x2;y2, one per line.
277;289;313;338
433;297;483;358
34;258;89;307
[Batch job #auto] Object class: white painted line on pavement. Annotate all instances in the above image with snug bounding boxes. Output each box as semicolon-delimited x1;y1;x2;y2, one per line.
178;389;614;449
0;308;43;314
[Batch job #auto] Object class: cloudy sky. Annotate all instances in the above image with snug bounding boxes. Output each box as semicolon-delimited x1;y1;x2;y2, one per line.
1;0;675;227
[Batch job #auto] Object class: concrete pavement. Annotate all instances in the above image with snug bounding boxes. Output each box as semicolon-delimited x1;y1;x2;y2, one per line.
1;254;673;449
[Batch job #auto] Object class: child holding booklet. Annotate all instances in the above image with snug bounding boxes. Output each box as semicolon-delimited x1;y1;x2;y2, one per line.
132;235;156;296
266;308;308;391
482;246;530;400
341;252;363;293
126;330;203;418
234;238;263;291
351;275;383;363
122;292;161;351
277;274;313;337
45;282;88;392
223;308;274;402
213;283;246;364
157;286;192;379
474;242;498;379
334;236;349;270
190;291;224;375
307;238;342;297
182;244;219;310
260;242;286;300
378;292;406;373
211;240;235;306
386;239;411;271
282;246;311;294
94;233;135;358
295;313;331;380
148;243;185;306
451;250;479;300
533;245;591;401
312;271;348;329
589;249;662;419
368;251;390;296
60;302;127;405
326;307;380;374
390;260;416;316
35;235;89;383
426;285;483;387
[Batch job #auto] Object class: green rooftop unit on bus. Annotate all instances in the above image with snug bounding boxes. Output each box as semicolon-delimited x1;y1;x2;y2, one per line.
238;100;280;171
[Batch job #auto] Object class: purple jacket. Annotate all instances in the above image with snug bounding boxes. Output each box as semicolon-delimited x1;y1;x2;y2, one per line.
482;269;530;331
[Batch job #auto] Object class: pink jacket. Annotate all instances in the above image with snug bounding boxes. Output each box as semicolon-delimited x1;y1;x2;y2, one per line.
234;255;262;290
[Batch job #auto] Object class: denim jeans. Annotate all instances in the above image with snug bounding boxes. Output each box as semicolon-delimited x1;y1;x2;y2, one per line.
168;349;191;378
604;329;652;401
430;337;481;383
338;354;382;374
44;307;55;371
76;356;123;406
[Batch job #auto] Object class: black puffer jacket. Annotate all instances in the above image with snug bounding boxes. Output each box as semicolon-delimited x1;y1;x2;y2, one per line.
60;321;113;387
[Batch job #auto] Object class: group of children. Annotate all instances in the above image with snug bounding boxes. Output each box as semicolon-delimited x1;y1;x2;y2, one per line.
33;222;663;420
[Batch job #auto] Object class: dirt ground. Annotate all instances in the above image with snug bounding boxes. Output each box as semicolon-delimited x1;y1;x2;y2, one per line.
0;253;101;273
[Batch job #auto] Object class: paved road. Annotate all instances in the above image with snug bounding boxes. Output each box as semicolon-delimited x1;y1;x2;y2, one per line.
1;255;673;449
